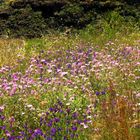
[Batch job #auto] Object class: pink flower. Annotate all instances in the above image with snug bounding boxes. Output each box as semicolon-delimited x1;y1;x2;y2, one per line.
0;105;5;111
10;87;17;96
6;131;11;137
60;72;68;77
136;93;140;98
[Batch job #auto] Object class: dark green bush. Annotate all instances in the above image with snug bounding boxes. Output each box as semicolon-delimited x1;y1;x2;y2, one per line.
0;0;139;38
0;19;8;35
6;6;47;38
55;4;87;28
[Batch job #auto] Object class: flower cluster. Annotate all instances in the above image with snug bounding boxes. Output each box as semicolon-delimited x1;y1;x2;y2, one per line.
0;40;139;139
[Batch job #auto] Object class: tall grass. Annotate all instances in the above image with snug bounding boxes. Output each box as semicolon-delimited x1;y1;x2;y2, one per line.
0;38;25;67
79;11;140;48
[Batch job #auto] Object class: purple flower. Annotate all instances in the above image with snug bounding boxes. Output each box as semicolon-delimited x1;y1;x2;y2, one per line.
20;131;25;136
63;136;68;140
71;126;77;131
47;120;53;127
66;108;71;114
50;128;57;136
8;137;15;140
53;117;60;123
66;63;71;69
16;136;23;139
70;134;75;138
0;125;6;130
0;115;5;120
72;112;78;118
59;109;63;113
40;117;43;126
101;91;106;95
58;127;62;131
46;137;53;140
46;112;49;115
49;108;54;112
84;119;90;123
77;120;82;124
57;100;63;106
95;92;100;96
34;128;43;135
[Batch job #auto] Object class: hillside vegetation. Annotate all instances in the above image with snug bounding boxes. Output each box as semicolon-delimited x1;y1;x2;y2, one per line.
0;0;140;37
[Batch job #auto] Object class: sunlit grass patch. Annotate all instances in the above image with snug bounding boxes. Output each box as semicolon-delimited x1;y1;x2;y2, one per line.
0;38;25;67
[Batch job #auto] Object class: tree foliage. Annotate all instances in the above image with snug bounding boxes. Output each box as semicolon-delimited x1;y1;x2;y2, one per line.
0;0;139;38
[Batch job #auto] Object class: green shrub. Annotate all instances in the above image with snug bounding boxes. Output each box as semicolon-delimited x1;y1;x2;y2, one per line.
6;6;47;38
0;0;139;38
57;4;84;26
0;19;8;35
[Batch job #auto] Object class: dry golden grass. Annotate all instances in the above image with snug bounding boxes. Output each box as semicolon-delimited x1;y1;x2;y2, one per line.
90;80;139;140
0;38;25;67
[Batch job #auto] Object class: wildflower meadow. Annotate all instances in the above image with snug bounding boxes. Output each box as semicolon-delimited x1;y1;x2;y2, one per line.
0;10;140;140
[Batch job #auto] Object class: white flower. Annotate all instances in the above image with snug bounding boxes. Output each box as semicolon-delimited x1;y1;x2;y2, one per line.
21;112;25;115
26;104;33;108
66;103;70;106
87;116;92;119
47;69;52;73
80;123;88;129
83;124;88;129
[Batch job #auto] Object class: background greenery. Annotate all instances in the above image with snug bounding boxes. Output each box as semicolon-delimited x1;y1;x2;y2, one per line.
0;0;140;38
